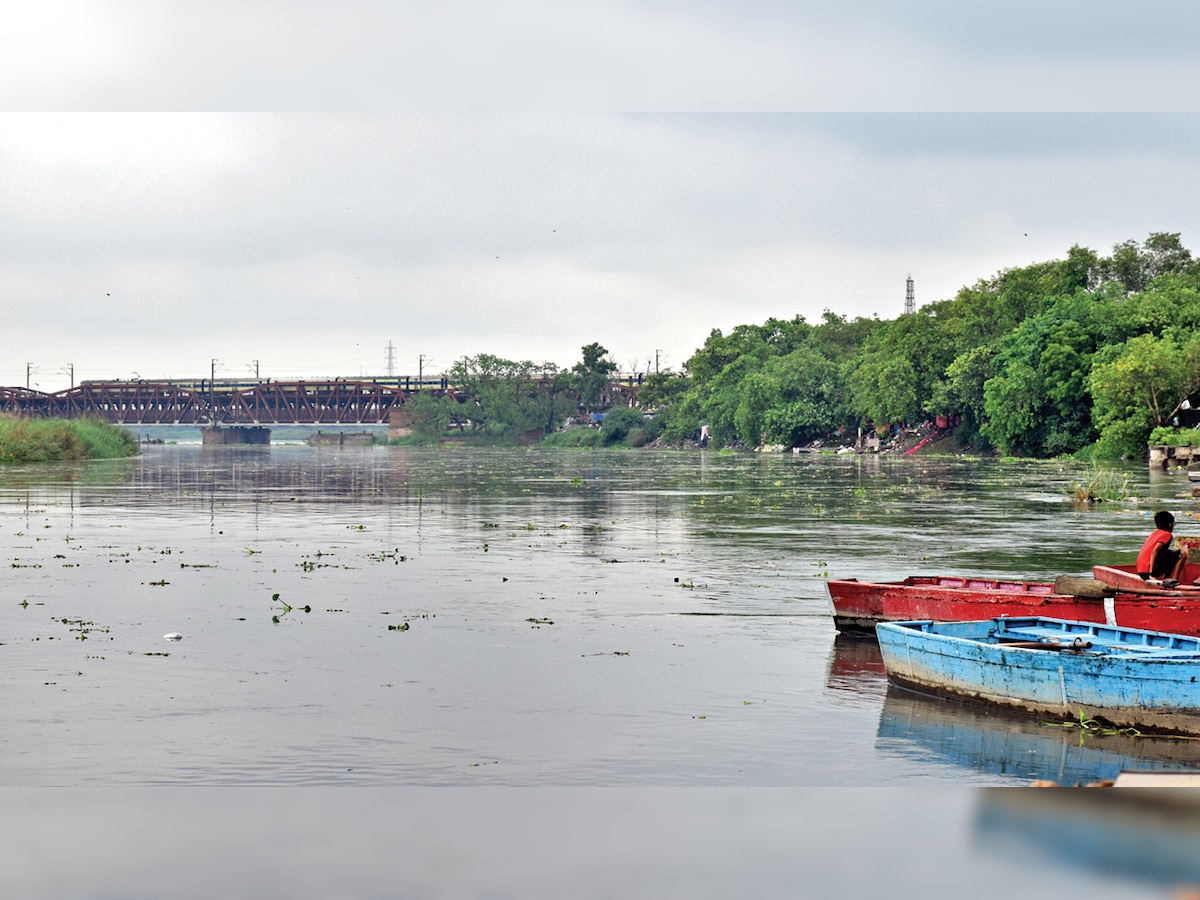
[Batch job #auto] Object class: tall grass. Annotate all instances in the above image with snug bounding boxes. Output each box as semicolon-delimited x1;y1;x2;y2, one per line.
0;415;139;462
1069;465;1131;503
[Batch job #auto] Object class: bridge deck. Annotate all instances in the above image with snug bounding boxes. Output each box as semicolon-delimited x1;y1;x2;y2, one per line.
0;377;643;425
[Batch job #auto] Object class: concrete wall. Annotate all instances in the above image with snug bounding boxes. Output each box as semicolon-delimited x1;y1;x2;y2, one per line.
1149;445;1200;470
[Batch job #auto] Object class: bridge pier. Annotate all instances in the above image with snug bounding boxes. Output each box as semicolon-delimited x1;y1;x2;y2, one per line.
201;426;271;445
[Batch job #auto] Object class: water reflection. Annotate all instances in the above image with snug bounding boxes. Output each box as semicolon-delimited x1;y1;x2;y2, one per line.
2;446;1197;786
878;684;1200;785
824;632;887;699
1;787;1158;900
975;788;1200;894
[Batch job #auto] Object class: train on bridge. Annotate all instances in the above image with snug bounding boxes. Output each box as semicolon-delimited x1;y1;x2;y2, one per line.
0;375;645;426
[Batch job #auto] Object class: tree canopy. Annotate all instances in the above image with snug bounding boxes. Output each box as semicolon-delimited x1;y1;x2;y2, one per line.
420;232;1200;458
653;231;1200;457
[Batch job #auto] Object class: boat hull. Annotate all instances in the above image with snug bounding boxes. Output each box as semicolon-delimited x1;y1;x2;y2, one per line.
876;617;1200;736
828;575;1200;636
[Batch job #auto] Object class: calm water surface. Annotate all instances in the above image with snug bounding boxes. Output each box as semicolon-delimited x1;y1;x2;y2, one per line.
2;445;1197;787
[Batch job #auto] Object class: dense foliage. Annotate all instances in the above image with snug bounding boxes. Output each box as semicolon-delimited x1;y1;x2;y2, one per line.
395;344;628;444
653;232;1200;458
400;232;1200;457
0;416;139;462
442;354;576;439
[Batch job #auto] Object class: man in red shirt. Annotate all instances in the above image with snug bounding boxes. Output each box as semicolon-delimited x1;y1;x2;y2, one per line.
1137;510;1189;583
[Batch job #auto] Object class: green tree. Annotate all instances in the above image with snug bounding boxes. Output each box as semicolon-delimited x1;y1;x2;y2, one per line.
572;342;618;412
683;318;809;382
981;361;1043;455
448;354;569;438
809;311;882;363
1061;243;1102;293
636;370;688;410
844;307;956;430
1144;231;1194;279
405;392;456;439
698;353;763;446
1094;232;1195;296
931;260;1064;354
975;291;1112;456
1104;239;1150;295
925;344;996;447
734;347;845;447
848;353;919;429
733;370;774;446
1090;332;1200;456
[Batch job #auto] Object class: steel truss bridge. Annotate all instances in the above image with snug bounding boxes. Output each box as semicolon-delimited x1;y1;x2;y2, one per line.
0;378;449;425
0;375;644;426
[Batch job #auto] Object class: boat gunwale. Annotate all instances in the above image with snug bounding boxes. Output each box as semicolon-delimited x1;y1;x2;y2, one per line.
833;575;1063;596
878;616;1200;660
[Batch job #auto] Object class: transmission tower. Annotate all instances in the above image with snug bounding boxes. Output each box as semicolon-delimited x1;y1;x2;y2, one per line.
905;275;915;316
385;340;396;377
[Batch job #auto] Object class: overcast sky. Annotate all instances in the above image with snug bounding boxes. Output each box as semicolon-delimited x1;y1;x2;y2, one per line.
4;3;1200;391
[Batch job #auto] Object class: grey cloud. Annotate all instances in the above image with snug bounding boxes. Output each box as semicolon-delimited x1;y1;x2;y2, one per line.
8;2;1200;111
6;112;1200;392
654;114;1200;161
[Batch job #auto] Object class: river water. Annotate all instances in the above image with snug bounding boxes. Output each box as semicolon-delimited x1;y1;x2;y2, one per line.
3;446;1196;898
4;444;1196;788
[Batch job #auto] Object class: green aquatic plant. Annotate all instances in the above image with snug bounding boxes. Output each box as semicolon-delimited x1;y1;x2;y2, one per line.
368;549;406;562
1069;466;1131;503
1043;707;1141;737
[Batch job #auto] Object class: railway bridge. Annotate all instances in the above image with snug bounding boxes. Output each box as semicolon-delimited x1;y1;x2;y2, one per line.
0;378;445;426
0;375;643;426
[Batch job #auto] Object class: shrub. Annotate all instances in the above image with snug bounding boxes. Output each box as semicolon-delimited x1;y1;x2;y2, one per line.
542;427;599;448
643;413;667;443
599;406;647;446
1149;426;1200;447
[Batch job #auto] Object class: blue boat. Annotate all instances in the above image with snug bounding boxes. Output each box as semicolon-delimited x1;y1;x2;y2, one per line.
875;616;1200;736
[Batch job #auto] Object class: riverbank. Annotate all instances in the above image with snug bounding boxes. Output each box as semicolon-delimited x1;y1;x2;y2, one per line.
0;415;139;462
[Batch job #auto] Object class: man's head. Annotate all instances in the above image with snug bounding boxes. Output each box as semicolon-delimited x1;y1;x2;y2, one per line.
1155;510;1176;531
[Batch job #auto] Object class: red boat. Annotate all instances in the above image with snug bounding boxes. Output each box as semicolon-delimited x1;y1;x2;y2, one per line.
828;569;1200;636
1093;562;1200;593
